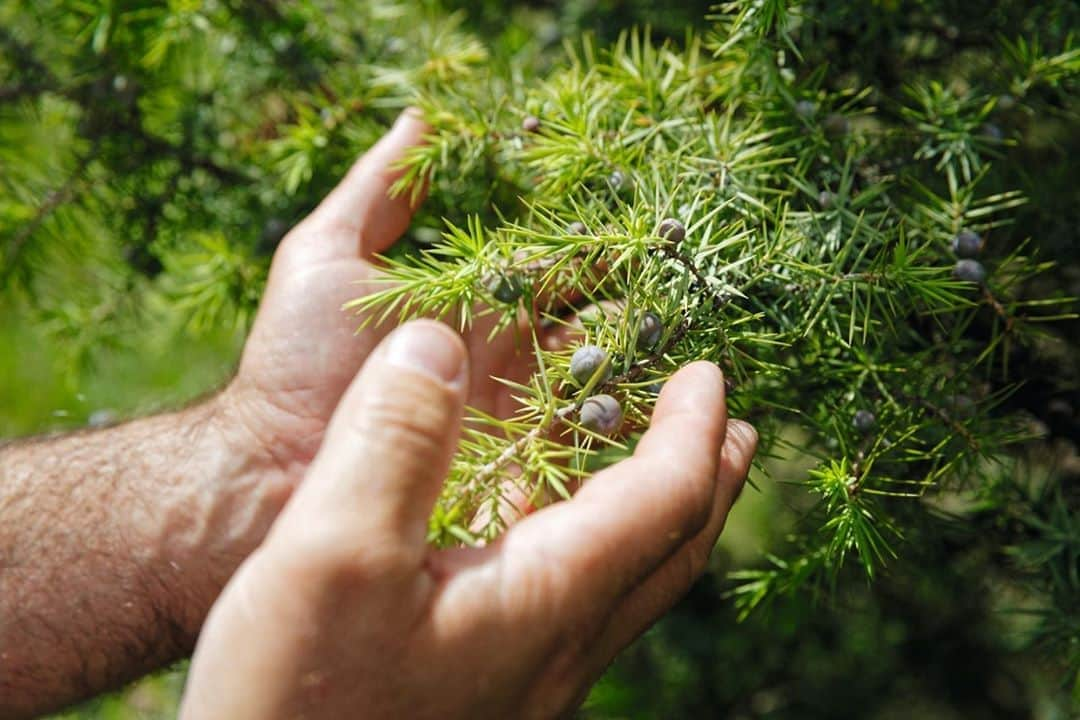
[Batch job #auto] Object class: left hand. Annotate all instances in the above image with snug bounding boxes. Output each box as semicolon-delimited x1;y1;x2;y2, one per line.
225;109;535;475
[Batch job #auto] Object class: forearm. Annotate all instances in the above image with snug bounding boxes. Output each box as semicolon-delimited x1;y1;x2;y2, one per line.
0;393;291;719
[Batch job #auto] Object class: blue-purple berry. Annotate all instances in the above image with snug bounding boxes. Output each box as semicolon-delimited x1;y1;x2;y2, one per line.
609;170;630;193
570;345;612;387
853;409;876;433
637;312;663;350
580;394;623;435
482;272;524;303
951;230;983;259
953;259;987;285
657;218;685;244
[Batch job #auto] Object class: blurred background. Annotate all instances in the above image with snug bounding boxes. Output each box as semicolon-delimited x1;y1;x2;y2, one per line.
2;1;1078;718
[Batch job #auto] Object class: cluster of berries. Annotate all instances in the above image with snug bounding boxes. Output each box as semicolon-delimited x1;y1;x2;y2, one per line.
951;230;987;284
848;231;988;437
565;215;684;434
569;307;663;435
481;207;687;436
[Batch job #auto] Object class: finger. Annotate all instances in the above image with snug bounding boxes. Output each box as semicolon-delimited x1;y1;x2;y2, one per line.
281;320;468;568
468;479;537;537
581;419;757;677
496;361;729;614
298;108;430;261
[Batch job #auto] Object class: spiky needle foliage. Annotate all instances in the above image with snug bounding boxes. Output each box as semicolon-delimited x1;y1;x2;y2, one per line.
3;0;1079;695
346;6;1075;608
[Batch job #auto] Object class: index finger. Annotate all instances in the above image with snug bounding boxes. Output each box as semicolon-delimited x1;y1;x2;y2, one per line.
297;108;430;261
498;361;729;611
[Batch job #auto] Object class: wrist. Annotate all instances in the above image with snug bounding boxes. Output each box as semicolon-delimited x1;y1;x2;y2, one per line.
149;390;299;634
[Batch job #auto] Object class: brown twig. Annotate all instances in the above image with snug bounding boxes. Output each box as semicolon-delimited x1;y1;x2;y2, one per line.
660;243;730;310
600;318;693;390
982;286;1015;333
469;404;578;488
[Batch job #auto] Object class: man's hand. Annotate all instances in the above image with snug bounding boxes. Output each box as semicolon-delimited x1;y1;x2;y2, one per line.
0;110;544;718
223;109;534;484
181;320;757;720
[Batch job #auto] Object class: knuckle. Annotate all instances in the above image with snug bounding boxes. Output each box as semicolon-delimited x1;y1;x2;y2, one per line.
682;537;713;582
352;378;454;453
270;517;416;587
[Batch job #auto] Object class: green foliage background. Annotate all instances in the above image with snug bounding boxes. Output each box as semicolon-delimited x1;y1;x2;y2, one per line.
2;1;1079;718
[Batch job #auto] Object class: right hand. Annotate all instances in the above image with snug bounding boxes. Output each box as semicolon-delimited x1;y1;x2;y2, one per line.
181;319;758;720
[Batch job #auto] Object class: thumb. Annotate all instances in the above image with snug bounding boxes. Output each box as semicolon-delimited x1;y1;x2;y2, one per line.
285;319;468;566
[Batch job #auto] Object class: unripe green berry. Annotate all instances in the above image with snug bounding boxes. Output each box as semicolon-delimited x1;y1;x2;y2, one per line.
580;394;623;435
481;272;524;303
953;259;987;285
657;217;685;244
795;100;817;118
570;345;612;387
522;115;541;133
637;311;663;350
818;190;835;210
853;409;876;433
567;220;587;235
951;230;983;259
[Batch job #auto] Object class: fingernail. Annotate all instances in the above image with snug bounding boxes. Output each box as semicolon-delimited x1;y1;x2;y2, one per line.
383;321;466;387
393;107;427;132
727;418;759;446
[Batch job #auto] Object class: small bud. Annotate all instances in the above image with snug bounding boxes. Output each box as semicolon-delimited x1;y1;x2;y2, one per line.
657;217;686;244
636;311;663;350
481;272;524;304
567;220;588;235
951;230;983;259
522;115;541;133
853;410;876;433
579;394;623;435
817;190;835;209
953;259;987;285
570;345;612;387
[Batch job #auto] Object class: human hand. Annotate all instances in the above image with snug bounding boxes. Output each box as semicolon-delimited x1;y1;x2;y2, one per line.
210;110;551;578
181;320;757;720
225;109;537;475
